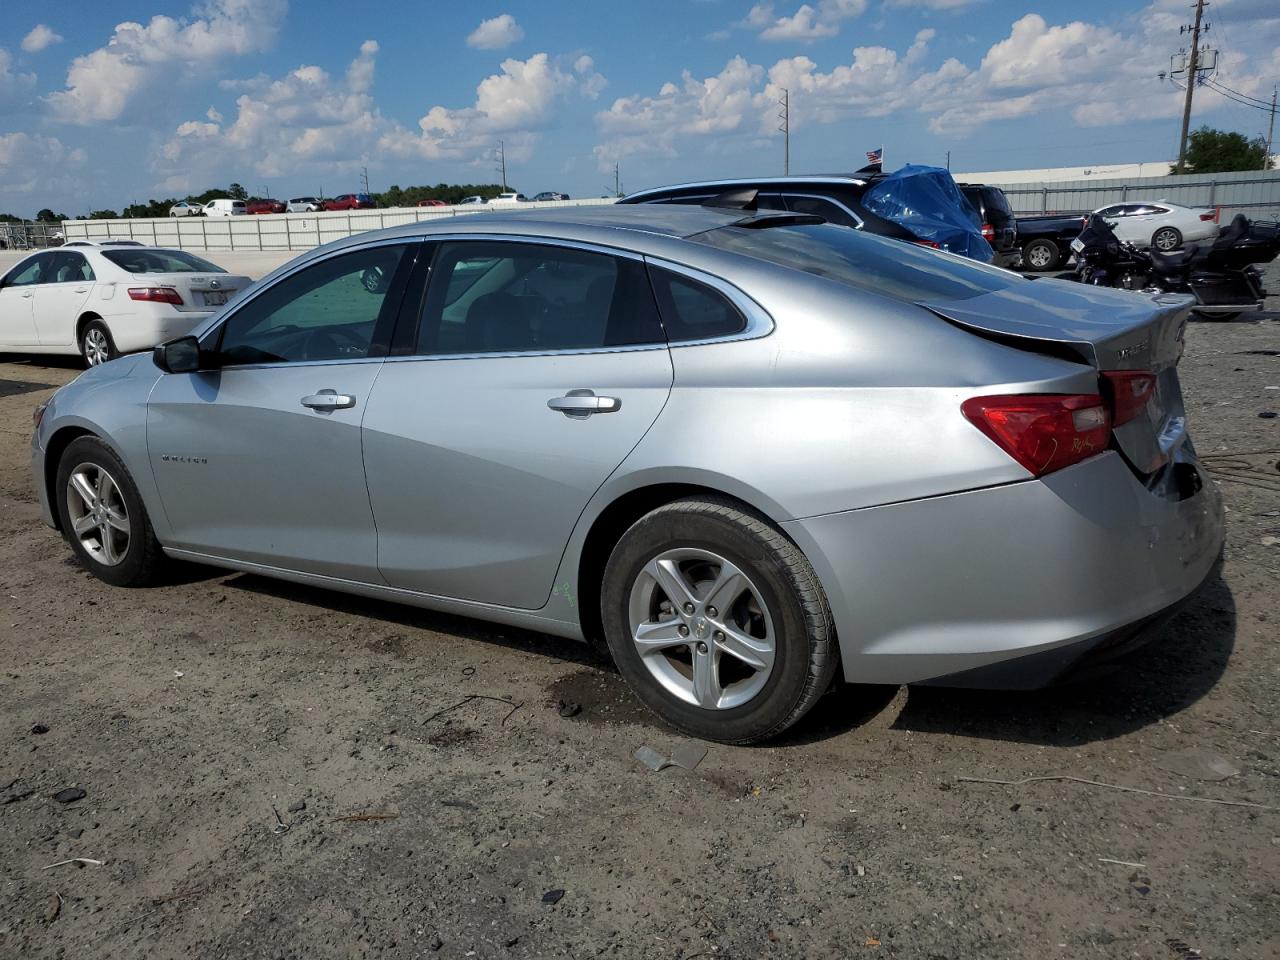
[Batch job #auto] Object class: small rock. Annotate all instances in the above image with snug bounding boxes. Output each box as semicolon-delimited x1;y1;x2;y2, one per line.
67;828;83;839
30;723;49;735
855;864;865;877
43;895;60;924
1133;885;1151;895
1259;411;1277;419
429;936;443;951
1262;536;1280;548
52;788;86;804
505;936;520;948
556;699;581;718
542;888;565;905
287;800;306;813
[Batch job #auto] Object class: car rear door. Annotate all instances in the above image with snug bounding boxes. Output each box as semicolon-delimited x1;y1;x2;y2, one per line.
145;241;421;580
0;253;50;345
361;238;674;609
32;251;96;346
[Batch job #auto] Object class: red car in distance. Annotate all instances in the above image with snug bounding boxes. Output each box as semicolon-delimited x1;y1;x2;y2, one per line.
417;199;447;207
322;193;376;211
245;198;286;215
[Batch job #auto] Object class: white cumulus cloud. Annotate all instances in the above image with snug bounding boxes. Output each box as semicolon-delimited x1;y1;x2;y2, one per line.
467;14;524;50
21;24;64;53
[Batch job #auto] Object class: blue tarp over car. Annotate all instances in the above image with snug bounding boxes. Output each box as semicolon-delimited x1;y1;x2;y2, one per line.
862;165;995;263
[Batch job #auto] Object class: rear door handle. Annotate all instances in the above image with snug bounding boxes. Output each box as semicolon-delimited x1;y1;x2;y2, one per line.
547;389;621;418
301;389;356;411
20;292;33;299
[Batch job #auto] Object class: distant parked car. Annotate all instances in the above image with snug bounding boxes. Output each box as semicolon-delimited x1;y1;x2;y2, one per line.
246;198;286;215
417;199;447;207
203;199;246;217
459;196;487;205
63;240;146;248
169;200;201;218
531;192;570;202
0;246;251;366
957;183;1019;268
1092;201;1218;251
287;197;323;213
489;192;529;206
323;194;376;211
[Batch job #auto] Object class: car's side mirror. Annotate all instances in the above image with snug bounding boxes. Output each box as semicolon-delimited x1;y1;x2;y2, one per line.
153;336;203;374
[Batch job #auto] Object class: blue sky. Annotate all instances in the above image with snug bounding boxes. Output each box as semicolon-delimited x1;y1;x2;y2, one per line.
1;0;1277;216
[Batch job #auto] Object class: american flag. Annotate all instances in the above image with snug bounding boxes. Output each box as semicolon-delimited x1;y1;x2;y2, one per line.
866;147;883;163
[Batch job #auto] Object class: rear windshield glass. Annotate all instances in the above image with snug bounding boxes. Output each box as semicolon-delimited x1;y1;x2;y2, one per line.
983;188;1013;216
693;222;1021;302
103;250;226;274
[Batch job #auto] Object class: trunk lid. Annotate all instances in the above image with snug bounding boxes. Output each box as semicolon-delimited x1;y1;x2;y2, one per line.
133;273;252;312
923;278;1194;475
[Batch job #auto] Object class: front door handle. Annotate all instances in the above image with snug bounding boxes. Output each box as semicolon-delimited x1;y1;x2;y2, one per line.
20;292;33;299
74;287;89;293
548;389;621;418
301;389;356;411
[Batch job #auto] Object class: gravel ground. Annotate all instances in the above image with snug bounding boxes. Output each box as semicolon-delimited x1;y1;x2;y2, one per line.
1;265;1277;960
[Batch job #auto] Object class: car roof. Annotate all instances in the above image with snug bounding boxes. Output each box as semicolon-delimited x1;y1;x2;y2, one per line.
623;175;868;202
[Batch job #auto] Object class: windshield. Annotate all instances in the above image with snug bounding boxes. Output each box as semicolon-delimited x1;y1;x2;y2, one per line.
694;222;1023;302
103;249;226;274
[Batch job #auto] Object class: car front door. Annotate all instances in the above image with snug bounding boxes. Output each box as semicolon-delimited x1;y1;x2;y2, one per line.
361;239;674;609
32;251;95;346
0;253;53;346
145;241;421;580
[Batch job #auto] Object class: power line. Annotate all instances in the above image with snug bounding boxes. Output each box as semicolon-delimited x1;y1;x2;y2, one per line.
1205;77;1275;108
1206;79;1277;112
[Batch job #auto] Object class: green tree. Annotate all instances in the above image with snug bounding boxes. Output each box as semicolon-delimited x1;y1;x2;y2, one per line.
227;183;248;200
35;208;66;222
1176;127;1274;174
87;209;120;220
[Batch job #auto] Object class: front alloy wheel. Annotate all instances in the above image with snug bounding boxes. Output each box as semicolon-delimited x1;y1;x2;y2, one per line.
65;463;130;566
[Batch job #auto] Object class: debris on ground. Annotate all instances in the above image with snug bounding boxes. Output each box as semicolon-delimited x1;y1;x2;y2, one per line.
287;799;307;813
51;788;85;804
634;742;709;772
331;811;400;823
542;889;565;905
1156;748;1242;781
555;699;581;718
43;894;61;923
43;858;104;869
30;723;48;735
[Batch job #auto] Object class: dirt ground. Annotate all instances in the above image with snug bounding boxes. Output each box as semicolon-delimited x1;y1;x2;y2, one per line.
1;267;1278;960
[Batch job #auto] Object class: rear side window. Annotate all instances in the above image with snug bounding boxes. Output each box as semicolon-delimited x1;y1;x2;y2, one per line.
694;222;1021;302
417;241;665;355
102;250;225;274
983;188;1012;217
648;268;746;342
784;195;859;228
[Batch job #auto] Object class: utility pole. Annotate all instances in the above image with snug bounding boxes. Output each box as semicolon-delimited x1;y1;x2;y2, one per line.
614;161;621;198
496;141;508;191
360;167;370;196
778;88;790;176
945;150;950;171
1175;0;1208;174
1266;87;1278;171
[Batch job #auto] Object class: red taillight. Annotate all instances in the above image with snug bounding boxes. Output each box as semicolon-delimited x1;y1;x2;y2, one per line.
981;223;995;241
962;394;1111;477
1199;212;1215;221
127;286;183;305
912;239;941;249
1101;371;1156;426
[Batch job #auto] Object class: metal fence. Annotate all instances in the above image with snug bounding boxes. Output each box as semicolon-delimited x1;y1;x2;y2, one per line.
58;198;618;252
0;221;66;250
992;168;1280;218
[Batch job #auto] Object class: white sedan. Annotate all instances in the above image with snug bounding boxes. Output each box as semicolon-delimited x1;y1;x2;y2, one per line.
169;200;201;217
0;246;251;366
1093;200;1219;251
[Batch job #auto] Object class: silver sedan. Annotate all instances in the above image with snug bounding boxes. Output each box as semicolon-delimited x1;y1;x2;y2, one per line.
31;205;1224;742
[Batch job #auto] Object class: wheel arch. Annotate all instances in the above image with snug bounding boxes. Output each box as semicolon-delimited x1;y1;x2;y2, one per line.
43;425;98;531
572;479;801;649
75;311;104;344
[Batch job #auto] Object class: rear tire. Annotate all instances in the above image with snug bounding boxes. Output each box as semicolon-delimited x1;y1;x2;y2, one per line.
1152;226;1182;251
601;496;838;744
80;320;117;368
55;436;163;587
1022;239;1060;271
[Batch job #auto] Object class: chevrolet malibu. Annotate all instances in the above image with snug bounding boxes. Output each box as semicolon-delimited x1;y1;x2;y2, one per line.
30;205;1224;743
1;246;251;367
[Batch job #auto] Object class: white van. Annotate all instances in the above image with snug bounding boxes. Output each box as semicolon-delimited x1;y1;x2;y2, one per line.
202;199;247;217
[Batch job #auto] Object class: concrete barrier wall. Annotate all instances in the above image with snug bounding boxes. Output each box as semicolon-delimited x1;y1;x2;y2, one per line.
59;198;618;252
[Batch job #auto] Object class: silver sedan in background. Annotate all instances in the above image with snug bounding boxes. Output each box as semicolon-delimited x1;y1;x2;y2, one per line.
30;205;1224;742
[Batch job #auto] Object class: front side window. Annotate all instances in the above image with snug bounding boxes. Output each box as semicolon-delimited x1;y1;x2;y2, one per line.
215;244;411;365
4;252;56;287
416;241;664;355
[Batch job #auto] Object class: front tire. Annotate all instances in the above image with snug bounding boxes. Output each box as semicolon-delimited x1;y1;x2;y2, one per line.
80;320;117;368
55;436;163;587
1022;239;1060;271
601;497;838;744
1152;226;1182;251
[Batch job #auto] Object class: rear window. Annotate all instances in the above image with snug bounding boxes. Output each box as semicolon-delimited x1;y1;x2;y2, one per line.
649;268;746;341
694;222;1022;302
232;201;246;209
982;188;1013;216
103;250;226;274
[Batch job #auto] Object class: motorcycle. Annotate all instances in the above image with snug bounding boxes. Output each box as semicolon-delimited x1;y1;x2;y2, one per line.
1066;213;1278;320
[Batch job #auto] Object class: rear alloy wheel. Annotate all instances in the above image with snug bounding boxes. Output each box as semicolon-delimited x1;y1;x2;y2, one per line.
1152;226;1182;251
55;436;162;587
602;497;838;743
1022;239;1060;271
80;320;117;368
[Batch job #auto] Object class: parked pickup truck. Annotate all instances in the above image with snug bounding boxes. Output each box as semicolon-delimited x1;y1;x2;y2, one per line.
1015;212;1088;271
